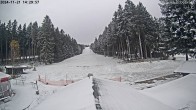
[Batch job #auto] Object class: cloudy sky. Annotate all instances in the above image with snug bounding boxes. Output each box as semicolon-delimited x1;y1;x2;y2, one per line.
0;0;161;44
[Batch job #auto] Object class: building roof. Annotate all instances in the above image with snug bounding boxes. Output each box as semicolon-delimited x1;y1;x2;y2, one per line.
5;65;30;69
174;61;196;74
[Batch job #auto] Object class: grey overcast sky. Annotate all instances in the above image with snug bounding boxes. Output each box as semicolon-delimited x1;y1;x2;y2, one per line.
0;0;161;45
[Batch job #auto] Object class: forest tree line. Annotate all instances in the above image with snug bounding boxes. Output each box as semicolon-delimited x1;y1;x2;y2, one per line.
90;0;196;61
0;15;84;65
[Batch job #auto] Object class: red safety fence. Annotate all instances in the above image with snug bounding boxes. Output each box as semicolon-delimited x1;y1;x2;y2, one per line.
38;75;80;86
110;77;124;82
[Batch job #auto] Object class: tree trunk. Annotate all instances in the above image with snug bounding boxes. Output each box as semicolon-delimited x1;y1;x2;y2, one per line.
32;43;34;62
112;45;115;57
144;43;147;59
138;32;143;59
118;43;120;58
126;36;131;60
0;37;3;64
121;41;124;59
150;49;152;58
186;50;188;61
5;38;8;65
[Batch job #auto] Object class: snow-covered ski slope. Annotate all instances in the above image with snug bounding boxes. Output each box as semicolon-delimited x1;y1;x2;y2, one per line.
29;47;183;82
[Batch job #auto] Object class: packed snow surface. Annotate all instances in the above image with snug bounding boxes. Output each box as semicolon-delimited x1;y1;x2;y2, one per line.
142;74;196;110
27;47;182;82
95;78;175;110
34;78;96;110
174;61;196;74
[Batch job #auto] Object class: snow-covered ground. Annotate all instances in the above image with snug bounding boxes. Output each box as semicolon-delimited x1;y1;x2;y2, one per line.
1;47;195;110
142;74;196;110
25;47;183;82
34;78;96;110
94;78;175;110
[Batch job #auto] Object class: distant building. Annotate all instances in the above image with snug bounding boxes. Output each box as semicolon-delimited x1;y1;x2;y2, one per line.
0;72;12;100
5;65;30;76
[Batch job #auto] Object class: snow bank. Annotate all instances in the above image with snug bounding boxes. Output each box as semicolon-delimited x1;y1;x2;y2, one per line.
142;74;196;110
34;78;96;110
174;61;196;74
95;78;175;110
3;79;59;110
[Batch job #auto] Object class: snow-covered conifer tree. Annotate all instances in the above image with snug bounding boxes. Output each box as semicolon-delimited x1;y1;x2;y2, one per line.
159;0;196;60
38;15;55;64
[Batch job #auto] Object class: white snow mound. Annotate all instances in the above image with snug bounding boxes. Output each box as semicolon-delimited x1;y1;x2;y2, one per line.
96;78;175;110
34;78;96;110
142;74;196;110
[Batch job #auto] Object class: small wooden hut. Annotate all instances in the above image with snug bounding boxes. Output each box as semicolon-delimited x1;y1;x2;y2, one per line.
5;65;30;76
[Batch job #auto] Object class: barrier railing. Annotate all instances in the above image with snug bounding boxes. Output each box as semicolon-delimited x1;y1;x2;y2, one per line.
38;75;80;86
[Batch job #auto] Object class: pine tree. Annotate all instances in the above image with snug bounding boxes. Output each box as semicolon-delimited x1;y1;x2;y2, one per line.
91;0;162;60
116;4;125;59
31;22;39;61
135;2;154;59
5;20;12;64
54;27;63;62
38;15;55;64
17;24;23;59
123;0;136;59
1;16;81;64
0;23;8;63
110;12;119;57
21;24;28;60
26;23;32;61
0;21;3;63
12;20;18;39
159;0;196;60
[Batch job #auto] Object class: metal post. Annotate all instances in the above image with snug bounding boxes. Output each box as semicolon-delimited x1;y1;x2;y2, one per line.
11;46;14;78
66;74;67;84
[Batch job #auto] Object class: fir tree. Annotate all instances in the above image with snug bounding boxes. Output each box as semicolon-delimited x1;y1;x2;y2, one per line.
26;23;32;61
159;0;196;60
12;20;18;39
0;16;82;65
38;15;55;64
91;0;162;60
54;27;63;62
17;24;23;59
31;22;39;61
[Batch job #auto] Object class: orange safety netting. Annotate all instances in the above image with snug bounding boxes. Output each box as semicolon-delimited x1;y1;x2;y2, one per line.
110;77;124;82
38;75;80;86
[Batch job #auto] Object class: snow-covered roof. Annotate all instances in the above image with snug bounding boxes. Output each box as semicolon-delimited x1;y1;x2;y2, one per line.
174;61;196;74
0;72;10;78
5;65;29;69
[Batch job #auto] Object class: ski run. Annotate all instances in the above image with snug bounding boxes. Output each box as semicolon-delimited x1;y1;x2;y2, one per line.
1;47;196;110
